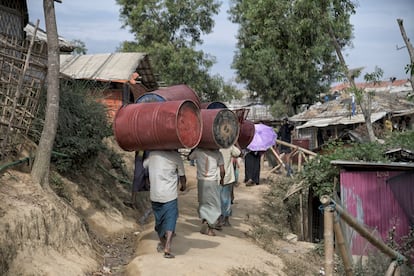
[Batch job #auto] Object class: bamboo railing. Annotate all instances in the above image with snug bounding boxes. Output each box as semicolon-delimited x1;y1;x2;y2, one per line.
320;195;408;276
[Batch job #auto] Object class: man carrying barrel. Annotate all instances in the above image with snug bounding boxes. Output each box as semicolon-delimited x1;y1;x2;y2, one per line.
144;150;186;258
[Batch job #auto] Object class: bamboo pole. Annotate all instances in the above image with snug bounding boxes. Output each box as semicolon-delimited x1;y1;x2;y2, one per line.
276;139;317;156
320;196;408;265
323;203;335;276
333;213;354;276
299;190;304;240
385;261;398;276
270;147;286;169
297;150;303;172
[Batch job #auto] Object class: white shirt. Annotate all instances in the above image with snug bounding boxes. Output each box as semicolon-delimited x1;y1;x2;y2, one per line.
144;150;185;203
188;148;224;181
220;145;241;185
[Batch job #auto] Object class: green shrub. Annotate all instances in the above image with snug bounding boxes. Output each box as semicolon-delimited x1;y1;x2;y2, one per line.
384;130;414;152
32;80;112;173
301;141;389;197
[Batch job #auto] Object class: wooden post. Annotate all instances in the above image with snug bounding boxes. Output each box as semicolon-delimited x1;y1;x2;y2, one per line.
299;190;304;240
270;147;286;169
385;261;399;276
333;213;353;276
297;150;303;172
321;196;335;276
276;139;317;156
321;196;408;265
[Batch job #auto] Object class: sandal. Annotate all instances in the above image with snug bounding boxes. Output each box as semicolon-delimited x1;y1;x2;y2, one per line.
157;243;164;253
164;252;175;259
200;222;208;234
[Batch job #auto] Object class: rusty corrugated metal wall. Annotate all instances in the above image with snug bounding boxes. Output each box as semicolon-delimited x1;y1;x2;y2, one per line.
340;170;412;256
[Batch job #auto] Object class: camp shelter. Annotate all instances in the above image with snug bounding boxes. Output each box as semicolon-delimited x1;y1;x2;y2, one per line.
330;160;414;258
1;0;73;158
59;53;158;119
0;0;28;40
290;80;414;150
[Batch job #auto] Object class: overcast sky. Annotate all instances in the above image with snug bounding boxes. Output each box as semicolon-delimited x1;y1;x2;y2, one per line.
28;0;414;85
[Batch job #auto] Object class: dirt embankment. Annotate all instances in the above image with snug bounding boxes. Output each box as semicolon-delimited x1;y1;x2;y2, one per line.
0;171;98;275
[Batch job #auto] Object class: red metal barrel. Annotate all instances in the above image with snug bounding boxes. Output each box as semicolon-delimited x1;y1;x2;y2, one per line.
136;84;201;107
198;109;240;149
113;100;202;151
237;119;255;149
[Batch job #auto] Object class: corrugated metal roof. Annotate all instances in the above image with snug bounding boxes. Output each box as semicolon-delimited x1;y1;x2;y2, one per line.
59;53;158;89
296;112;386;129
291;90;414;129
331;79;411;93
331;160;414;170
24;23;74;52
60;53;144;81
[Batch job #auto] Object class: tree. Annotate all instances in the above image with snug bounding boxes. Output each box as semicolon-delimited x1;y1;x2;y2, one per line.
397;19;414;92
326;3;378;142
31;0;61;187
116;0;236;101
71;39;88;55
349;67;383;142
229;0;355;116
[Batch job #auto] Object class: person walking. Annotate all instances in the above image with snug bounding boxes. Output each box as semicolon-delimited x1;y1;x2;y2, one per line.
188;148;224;236
244;150;263;185
144;150;186;259
278;117;295;176
219;144;241;226
131;150;150;209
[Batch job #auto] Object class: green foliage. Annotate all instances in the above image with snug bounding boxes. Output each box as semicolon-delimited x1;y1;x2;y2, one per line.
116;0;238;101
303;130;413;197
50;172;72;203
32;81;112;173
301;141;388;197
387;226;414;267
385;130;414;152
70;39;87;55
405;62;413;76
229;0;355;114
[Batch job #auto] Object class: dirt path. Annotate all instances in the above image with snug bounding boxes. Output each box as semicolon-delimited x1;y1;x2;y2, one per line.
125;164;286;276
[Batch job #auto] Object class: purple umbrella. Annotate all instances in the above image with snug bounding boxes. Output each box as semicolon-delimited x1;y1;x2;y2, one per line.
247;123;277;151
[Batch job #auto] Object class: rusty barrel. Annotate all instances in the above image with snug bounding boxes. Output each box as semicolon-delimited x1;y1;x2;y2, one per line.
197;109;239;149
237;119;255;149
113;100;202;151
200;101;228;109
136;84;201;107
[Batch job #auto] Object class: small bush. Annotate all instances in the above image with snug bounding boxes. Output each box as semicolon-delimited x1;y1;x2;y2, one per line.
301;141;388;197
50;172;72;203
228;266;269;276
32;80;112;173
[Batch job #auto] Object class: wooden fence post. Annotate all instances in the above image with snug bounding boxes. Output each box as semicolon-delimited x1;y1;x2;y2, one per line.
321;195;407;274
333;213;353;276
321;196;335;276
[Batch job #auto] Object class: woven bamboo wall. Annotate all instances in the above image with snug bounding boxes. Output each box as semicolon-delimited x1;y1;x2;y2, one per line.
0;0;28;40
0;32;47;159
